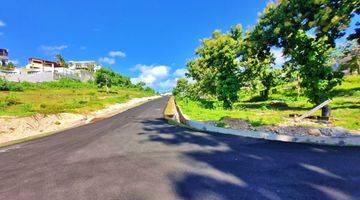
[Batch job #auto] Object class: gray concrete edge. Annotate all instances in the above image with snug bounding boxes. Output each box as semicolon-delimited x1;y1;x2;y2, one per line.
172;99;360;147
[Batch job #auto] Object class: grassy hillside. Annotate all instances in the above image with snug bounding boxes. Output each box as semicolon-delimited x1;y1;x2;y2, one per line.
0;79;156;117
177;75;360;130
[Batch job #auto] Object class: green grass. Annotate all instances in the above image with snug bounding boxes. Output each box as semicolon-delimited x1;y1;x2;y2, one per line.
0;79;156;117
177;75;360;130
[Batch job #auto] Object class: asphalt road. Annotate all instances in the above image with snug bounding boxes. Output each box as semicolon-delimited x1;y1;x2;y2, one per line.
0;96;359;200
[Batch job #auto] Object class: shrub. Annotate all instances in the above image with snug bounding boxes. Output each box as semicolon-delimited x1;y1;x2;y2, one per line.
0;79;24;91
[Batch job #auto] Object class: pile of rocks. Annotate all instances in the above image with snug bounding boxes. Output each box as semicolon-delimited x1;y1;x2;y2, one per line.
218;117;354;137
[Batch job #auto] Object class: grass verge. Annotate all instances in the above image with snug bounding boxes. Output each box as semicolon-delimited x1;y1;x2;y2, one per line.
0;79;156;117
177;75;360;130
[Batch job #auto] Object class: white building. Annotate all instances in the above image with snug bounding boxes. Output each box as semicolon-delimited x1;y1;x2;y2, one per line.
25;58;62;73
68;61;102;72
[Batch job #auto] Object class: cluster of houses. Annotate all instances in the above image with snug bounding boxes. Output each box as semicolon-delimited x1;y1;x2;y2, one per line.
0;48;102;82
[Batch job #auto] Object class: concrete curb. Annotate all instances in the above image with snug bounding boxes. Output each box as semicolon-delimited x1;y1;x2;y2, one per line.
168;98;360;147
0;95;162;148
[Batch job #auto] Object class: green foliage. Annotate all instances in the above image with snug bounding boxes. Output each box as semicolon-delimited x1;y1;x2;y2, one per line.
6;62;15;69
172;78;188;97
338;41;360;74
187;24;244;109
248;0;358;106
55;54;68;68
172;78;200;100
95;68;131;89
0;78;24;91
290;30;344;104
177;75;360;130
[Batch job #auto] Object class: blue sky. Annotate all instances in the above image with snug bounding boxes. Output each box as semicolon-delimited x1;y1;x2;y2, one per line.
0;0;357;92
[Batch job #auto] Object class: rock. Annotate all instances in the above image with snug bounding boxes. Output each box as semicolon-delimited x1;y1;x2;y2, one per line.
221;117;252;130
308;128;321;136
319;128;332;136
319;127;349;137
269;100;288;108
205;121;217;127
331;127;350;137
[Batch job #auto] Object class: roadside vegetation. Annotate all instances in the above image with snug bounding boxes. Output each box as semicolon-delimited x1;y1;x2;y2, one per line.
177;75;360;130
0;69;156;117
174;1;359;131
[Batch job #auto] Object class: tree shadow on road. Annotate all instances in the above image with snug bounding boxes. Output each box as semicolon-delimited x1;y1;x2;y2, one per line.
139;118;360;200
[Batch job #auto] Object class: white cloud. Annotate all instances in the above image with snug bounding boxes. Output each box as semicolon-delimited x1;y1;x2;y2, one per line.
158;78;178;89
130;64;170;87
271;48;285;66
174;68;188;77
131;65;192;92
80;46;87;50
99;57;115;65
98;50;126;65
109;51;126;58
0;20;5;27
40;45;68;55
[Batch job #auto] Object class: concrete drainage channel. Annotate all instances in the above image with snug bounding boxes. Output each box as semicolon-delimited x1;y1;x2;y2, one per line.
164;96;360;147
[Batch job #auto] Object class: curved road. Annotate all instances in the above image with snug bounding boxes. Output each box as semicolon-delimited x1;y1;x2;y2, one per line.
0;97;359;200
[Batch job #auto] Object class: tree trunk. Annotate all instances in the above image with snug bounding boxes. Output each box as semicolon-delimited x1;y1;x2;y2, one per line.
260;87;270;100
296;74;301;99
321;105;331;118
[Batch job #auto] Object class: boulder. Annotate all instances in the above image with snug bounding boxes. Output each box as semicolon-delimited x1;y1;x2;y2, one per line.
308;128;321;136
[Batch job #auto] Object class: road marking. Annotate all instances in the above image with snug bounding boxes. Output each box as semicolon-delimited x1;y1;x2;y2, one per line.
0;145;22;153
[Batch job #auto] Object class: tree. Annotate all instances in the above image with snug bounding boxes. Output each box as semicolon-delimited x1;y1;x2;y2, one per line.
249;0;358;117
338;41;360;74
291;30;343;105
95;68;112;93
241;33;281;100
55;54;68;68
6;62;15;69
186;25;244;109
172;78;189;97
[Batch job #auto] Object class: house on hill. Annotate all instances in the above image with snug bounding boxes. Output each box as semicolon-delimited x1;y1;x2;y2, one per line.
25;58;61;73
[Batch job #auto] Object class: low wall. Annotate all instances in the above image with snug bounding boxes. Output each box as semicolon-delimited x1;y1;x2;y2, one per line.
0;71;90;83
1;72;55;83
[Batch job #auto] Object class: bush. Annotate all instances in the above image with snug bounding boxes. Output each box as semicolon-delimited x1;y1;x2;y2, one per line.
0;94;21;110
0;79;24;91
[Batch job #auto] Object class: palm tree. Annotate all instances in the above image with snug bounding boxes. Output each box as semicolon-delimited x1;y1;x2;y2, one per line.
55;54;68;68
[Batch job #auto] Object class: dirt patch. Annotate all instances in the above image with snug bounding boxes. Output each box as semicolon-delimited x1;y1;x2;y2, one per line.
220;117;355;137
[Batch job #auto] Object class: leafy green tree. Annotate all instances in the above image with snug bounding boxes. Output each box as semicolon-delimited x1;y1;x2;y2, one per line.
94;68;133;93
291;30;343;105
6;62;15;69
249;0;358;116
241;35;280;100
55;54;68;68
186;25;244;109
172;78;189;97
135;81;146;88
95;68;112;92
338;41;360;74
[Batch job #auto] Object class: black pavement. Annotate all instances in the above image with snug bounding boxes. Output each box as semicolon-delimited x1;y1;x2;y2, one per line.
0;97;359;200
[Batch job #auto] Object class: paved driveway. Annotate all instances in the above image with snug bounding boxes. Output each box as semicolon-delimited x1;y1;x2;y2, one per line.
0;97;359;200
